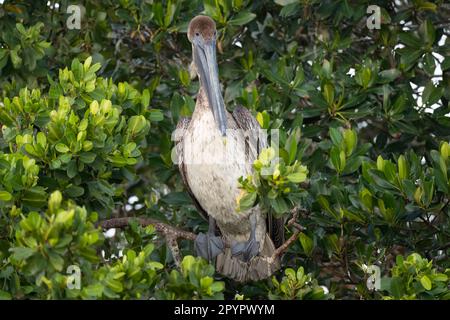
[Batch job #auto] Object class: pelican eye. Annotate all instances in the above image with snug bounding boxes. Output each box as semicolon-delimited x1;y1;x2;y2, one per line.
195;32;200;36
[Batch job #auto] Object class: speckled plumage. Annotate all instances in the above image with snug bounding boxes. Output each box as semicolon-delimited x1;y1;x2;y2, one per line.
180;88;265;245
174;15;284;281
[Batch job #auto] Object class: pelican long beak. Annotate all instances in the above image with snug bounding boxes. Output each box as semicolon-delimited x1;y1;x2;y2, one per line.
193;37;227;136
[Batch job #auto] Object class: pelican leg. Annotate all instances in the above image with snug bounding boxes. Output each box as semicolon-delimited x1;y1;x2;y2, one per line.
195;216;224;262
231;214;260;262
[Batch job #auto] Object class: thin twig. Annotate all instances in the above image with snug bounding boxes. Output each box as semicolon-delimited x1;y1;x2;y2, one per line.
272;229;301;258
272;207;305;258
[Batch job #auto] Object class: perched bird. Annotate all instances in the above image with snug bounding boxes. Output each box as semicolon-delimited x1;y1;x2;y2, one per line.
175;15;284;281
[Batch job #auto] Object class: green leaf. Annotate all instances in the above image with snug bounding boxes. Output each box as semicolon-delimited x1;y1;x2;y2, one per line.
210;281;224;292
79;152;96;164
299;232;314;256
228;12;256;26
163;0;176;28
24;144;38;157
285;128;300;164
10;247;35;261
161;192;192;205
390;276;404;298
399;32;422;48
399;49;422;70
105;278;123;293
127;115;148;136
36;132;47;148
422;82;443;106
200;276;213;289
368;170;397;190
0;191;12;201
55;143;69;153
420;275;432;290
256;111;270;129
329;127;342;147
48;252;64;272
378;69;401;83
22;187;47;209
181;255;196;276
83;56;92;71
420;19;435;45
287;172;307;183
330;146;341;173
270;197;289;216
343;129;357;156
274;0;298;5
356;67;373;88
323;83;335;106
0;290;11;300
48;190;62;212
67;160;78;178
376;155;385;171
10;47;22;68
398;155;408;180
83;283;104;297
178;69;190;86
433;274;448;282
417;2;437;11
442;57;450;71
359;188;373;211
149;109;164;122
64;185;85;197
0;49;8;71
237;191;257;211
141;89;150;108
440;142;449;160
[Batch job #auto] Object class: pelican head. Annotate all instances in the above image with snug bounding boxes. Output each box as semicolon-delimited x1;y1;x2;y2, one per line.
188;15;227;136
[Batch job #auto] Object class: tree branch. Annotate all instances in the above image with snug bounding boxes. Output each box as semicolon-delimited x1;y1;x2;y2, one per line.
272;207;305;259
99;217;196;267
99;207;306;271
100;217;196;241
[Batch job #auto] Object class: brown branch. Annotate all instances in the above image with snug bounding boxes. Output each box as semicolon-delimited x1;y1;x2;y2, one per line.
99;207;307;269
99;217;196;267
272;229;301;258
100;217;196;241
166;236;182;266
271;207;306;259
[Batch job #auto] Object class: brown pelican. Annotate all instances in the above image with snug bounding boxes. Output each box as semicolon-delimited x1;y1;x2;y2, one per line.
175;15;284;281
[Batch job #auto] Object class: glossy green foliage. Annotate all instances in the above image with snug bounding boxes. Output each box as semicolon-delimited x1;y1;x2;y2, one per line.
156;256;225;300
238;144;309;217
0;0;449;300
0;22;50;89
381;253;449;300
269;266;331;300
0;57;160;214
1;191;164;299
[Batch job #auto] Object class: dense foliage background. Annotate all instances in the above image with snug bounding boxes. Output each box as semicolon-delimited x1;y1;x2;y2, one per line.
0;0;449;299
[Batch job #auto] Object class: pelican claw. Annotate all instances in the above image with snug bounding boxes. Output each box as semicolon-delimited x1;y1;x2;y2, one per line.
194;216;224;262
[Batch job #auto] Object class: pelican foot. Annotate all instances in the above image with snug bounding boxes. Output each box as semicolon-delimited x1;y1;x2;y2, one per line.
231;214;260;262
195;233;224;262
231;237;260;262
194;216;224;262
